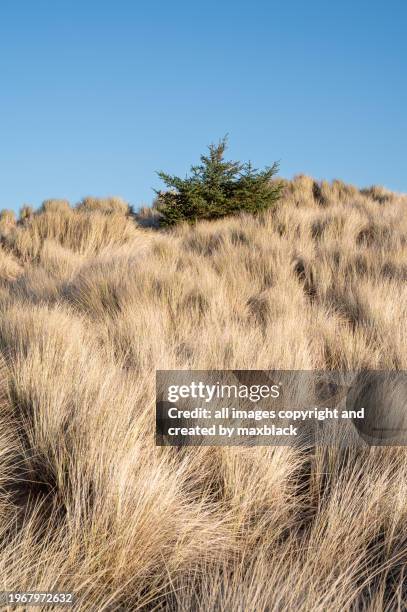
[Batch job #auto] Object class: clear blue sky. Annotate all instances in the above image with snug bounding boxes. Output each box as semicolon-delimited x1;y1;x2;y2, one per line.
1;0;406;212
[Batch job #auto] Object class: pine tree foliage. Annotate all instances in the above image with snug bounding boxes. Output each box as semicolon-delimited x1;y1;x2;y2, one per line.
156;137;282;225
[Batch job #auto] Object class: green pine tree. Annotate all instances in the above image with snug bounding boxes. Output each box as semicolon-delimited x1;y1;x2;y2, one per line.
155;137;282;226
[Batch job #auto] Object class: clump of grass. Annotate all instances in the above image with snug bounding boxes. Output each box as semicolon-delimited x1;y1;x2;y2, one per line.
2;207;140;261
0;246;23;282
0;210;17;237
78;196;130;215
41;199;71;213
20;205;34;222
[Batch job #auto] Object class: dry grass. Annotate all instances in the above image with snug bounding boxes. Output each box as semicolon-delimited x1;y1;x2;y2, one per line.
0;184;406;610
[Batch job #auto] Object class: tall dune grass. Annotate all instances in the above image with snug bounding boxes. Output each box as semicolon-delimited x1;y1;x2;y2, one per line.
0;182;406;610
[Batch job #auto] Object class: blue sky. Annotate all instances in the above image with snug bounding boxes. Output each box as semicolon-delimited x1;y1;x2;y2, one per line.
1;0;406;212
